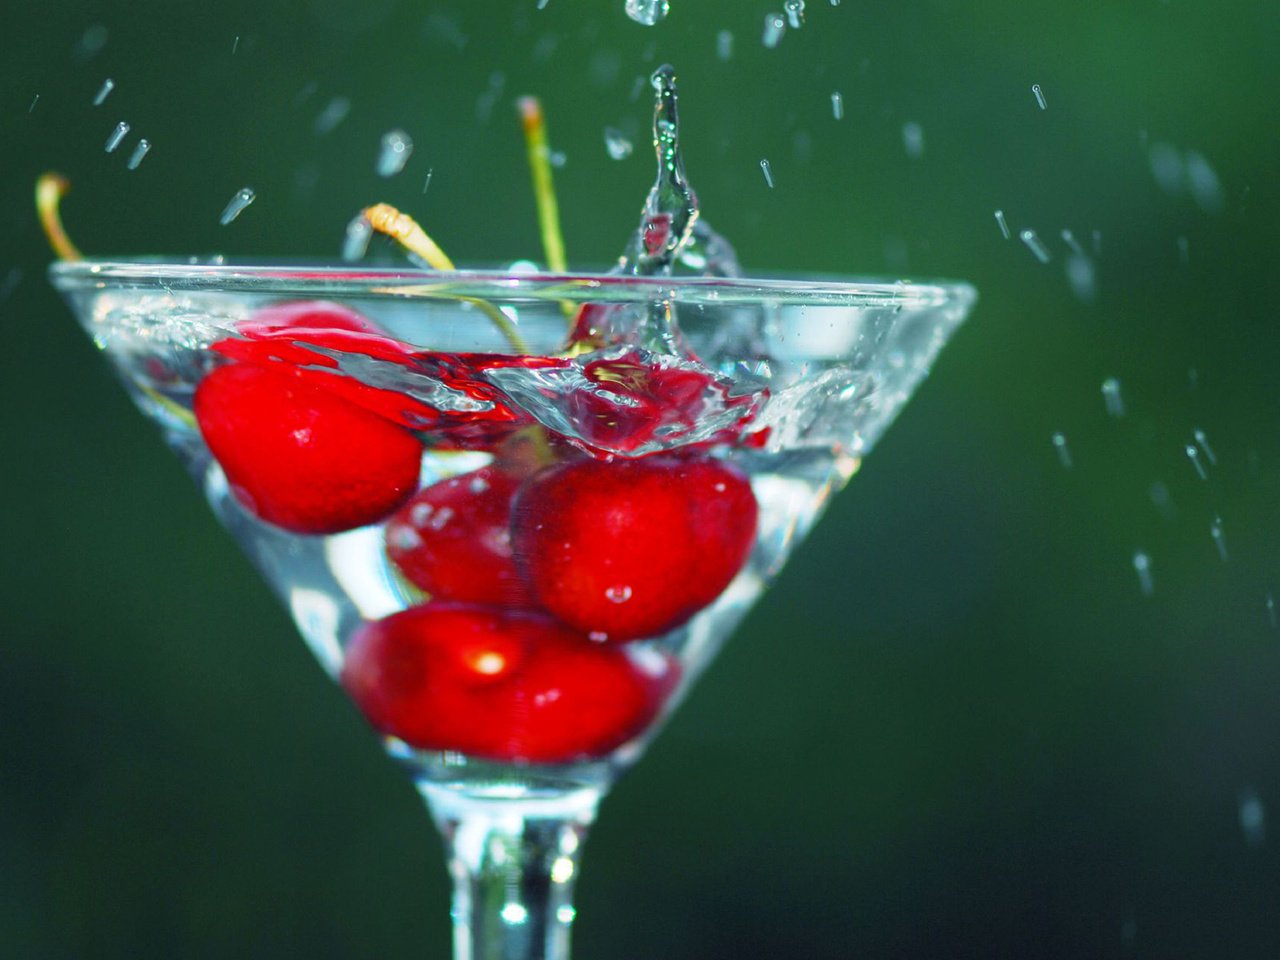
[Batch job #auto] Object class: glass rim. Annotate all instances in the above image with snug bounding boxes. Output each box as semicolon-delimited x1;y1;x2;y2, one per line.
49;259;977;310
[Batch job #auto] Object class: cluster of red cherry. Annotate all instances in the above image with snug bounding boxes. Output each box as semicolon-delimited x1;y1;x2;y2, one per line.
193;301;760;764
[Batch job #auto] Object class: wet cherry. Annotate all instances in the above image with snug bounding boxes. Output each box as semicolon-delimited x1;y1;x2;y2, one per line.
194;363;422;534
511;456;758;641
386;466;534;606
340;602;677;763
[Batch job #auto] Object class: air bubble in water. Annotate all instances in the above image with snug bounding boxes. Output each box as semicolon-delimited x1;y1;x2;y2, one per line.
760;158;775;188
104;121;129;152
717;30;733;60
219;187;256;226
1051;432;1072;469
1267;593;1277;629
126;139;151;170
831;92;844;120
342;214;373;262
1101;377;1124;417
902;121;924;159
605;584;633;604
784;0;806;28
763;12;786;47
1021;229;1051;263
377;129;413;177
1031;83;1047;109
994;210;1010;239
93;78;115;106
604;127;633;160
625;0;669;25
1149;481;1174;520
1061;229;1084;256
1148;142;1184;195
1133;551;1154;597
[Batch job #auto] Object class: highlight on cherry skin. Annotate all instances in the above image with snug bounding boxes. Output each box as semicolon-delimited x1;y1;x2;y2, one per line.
192;298;762;763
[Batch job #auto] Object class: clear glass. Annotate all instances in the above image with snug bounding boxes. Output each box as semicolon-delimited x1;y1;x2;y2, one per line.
51;260;975;960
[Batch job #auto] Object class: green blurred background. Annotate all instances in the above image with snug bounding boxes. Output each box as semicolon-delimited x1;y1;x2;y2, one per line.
3;0;1279;956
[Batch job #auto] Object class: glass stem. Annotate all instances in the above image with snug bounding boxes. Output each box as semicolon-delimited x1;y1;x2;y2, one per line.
421;784;600;960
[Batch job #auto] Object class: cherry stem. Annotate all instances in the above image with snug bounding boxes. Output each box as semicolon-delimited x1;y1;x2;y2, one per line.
518;97;567;275
361;203;530;354
36;173;84;261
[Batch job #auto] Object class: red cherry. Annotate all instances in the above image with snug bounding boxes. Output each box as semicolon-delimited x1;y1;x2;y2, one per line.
340;602;678;763
386;466;534;606
194;363;423;534
511;456;758;641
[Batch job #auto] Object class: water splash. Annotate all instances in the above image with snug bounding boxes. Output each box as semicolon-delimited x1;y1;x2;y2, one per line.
377;129;414;177
93;78;115;106
1051;432;1072;469
219;187;256;225
625;0;669;25
104;121;130;152
1132;550;1154;597
762;13;786;48
994;210;1010;239
126;139;151;170
1031;83;1047;109
1101;377;1124;417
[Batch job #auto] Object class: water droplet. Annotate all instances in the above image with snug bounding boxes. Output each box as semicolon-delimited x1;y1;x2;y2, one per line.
73;24;109;62
1051;432;1072;469
0;268;22;303
716;30;733;60
784;0;806;29
762;12;786;48
759;158;775;188
1132;550;1154;597
376;128;413;177
422;168;435;194
549;150;567;168
1065;254;1096;302
1184;150;1225;215
1148;142;1184;195
1091;230;1102;256
313;96;351;135
219;187;256;226
830;91;844;120
1021;229;1051;264
605;584;633;604
902;121;924;159
1031;83;1047;109
1267;592;1277;629
1192;428;1217;466
231;34;240;54
468;475;490;494
126;138;151;170
1239;788;1266;847
104;121;130;153
1149;481;1175;520
428;506;455;531
1185;443;1208;480
92;78;115;106
625;0;669;25
1210;516;1228;562
1101;377;1124;417
342;214;373;262
604;127;633;160
1061;229;1084;257
28;94;39;114
537;0;551;8
994;209;1010;239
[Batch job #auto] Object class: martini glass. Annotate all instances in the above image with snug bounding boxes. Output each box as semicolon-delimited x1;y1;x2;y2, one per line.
52;260;973;960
